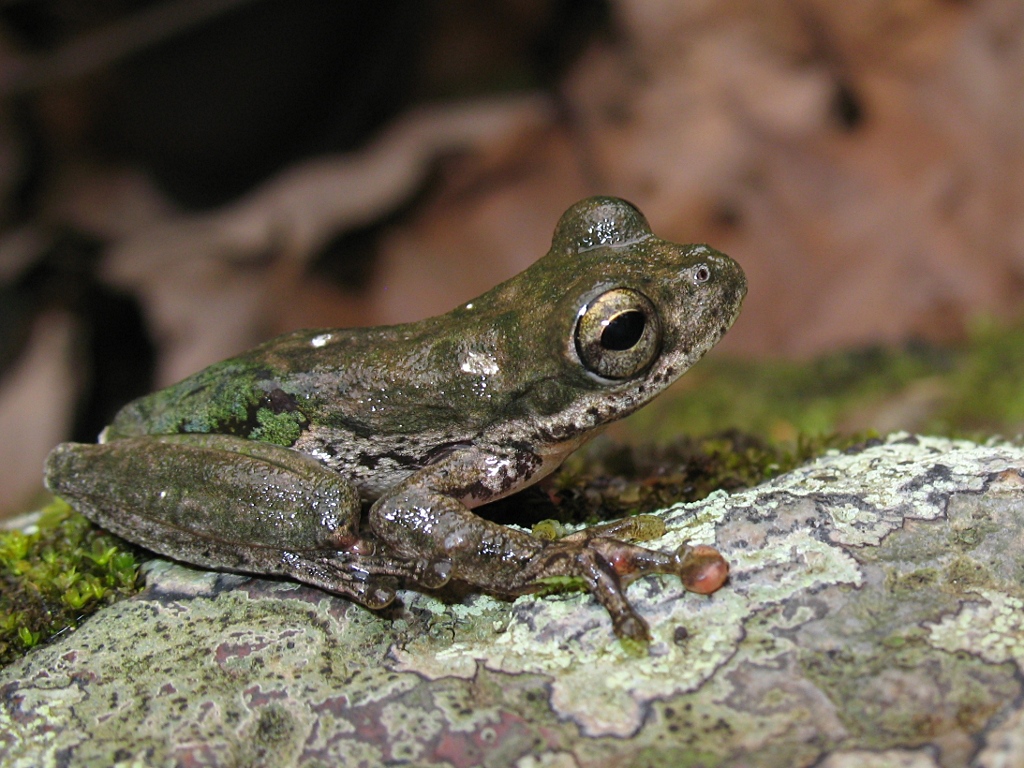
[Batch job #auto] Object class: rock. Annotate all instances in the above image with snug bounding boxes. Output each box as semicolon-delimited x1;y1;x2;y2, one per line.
1;433;1023;767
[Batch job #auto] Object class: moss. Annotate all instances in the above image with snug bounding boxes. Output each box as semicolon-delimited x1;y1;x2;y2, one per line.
248;407;305;445
520;430;875;526
110;360;307;448
623;343;949;441
944;555;993;590
0;498;142;667
625;316;1024;441
885;567;940;596
937;318;1024;433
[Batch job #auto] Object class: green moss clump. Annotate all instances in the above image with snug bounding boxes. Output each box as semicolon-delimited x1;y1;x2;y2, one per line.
627;317;1024;443
249;407;305;446
937;318;1024;433
0;498;142;667
623;344;948;443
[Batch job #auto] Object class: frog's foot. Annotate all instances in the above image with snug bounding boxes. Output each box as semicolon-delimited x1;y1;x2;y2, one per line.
557;521;729;594
520;537;730;642
583;538;730;594
278;550;401;609
521;538;652;641
279;548;454;609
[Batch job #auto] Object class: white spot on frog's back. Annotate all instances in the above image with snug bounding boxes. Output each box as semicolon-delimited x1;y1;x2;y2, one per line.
311;333;333;348
460;350;500;376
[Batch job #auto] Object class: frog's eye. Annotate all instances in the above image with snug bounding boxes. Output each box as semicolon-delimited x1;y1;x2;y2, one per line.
575;289;662;379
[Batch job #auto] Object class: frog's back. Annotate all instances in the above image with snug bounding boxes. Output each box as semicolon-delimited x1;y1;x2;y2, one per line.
105;314;528;450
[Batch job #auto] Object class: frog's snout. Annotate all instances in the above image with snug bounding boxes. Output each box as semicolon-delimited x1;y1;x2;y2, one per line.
706;251;746;322
709;250;746;294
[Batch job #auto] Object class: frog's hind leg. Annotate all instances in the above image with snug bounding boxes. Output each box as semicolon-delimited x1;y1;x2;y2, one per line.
44;435;421;609
372;482;656;639
367;447;667;640
368;446;730;640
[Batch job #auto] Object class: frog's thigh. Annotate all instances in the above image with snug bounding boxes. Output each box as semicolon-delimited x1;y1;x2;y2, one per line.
46;434;362;564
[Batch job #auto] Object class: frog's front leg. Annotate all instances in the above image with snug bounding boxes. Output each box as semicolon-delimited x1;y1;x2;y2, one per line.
45;435;442;609
368;446;727;642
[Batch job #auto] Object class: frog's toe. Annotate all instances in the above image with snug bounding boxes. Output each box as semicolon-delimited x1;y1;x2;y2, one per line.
561;515;667;544
672;544;729;594
525;537;728;640
612;612;652;644
320;567;398;609
413;556;453;590
523;540;654;641
355;579;399;610
584;537;730;595
323;567;399;609
279;550;402;608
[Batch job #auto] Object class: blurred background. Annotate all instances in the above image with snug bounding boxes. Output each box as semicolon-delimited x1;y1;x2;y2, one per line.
2;0;1023;517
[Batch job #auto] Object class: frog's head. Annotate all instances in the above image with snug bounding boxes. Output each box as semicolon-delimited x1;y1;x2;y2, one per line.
517;196;747;433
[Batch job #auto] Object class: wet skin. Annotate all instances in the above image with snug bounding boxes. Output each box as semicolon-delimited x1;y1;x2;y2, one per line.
45;197;746;642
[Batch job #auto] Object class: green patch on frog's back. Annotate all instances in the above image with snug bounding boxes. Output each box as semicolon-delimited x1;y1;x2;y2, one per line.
107;359;307;447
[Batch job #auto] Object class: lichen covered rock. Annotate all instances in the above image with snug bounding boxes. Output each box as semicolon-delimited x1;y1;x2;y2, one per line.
2;434;1023;767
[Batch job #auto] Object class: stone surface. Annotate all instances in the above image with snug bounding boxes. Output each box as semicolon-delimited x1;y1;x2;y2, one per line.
2;433;1024;767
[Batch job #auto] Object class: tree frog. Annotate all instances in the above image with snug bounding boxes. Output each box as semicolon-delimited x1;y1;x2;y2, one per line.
45;197;746;642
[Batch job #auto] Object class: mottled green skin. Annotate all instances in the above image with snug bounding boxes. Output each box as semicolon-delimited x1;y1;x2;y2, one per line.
44;197;746;640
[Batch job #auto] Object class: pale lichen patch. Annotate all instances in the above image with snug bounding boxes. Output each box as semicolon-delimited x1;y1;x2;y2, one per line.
926;590;1024;669
378;701;444;762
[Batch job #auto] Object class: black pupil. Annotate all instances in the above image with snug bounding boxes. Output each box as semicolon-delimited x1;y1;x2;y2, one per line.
601;310;646;351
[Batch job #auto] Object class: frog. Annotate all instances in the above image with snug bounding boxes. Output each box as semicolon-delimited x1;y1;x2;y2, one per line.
44;196;747;643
